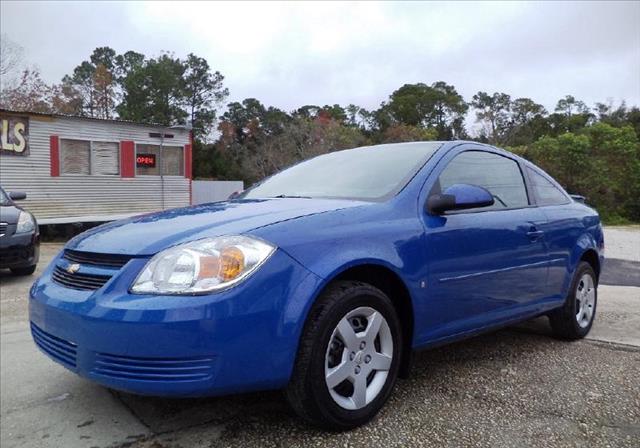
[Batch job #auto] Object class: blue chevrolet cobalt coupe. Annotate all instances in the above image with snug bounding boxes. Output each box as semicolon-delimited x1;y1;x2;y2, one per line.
30;141;603;429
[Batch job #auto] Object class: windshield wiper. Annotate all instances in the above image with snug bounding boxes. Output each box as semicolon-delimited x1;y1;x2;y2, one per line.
270;194;312;199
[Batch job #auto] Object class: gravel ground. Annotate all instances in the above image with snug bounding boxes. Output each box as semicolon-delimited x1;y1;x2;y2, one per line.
125;226;640;447
1;227;638;448
131;329;639;448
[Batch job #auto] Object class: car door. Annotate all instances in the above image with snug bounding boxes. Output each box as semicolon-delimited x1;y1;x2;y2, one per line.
417;147;550;344
524;165;585;299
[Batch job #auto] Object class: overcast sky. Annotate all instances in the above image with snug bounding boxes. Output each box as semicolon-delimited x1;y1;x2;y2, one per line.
1;1;639;115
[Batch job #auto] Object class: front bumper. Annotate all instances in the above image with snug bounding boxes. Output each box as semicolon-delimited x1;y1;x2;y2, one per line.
0;229;39;269
29;249;322;397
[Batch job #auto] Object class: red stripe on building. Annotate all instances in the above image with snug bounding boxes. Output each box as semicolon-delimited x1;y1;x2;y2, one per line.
49;135;60;177
186;132;193;204
120;141;135;178
184;143;193;179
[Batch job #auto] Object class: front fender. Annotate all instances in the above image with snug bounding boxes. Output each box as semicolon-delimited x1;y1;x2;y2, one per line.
250;204;425;356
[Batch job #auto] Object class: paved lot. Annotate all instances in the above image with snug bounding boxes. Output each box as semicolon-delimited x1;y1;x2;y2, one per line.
1;228;639;448
602;226;640;262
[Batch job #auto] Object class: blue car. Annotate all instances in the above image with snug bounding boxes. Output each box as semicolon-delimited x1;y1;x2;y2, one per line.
29;141;603;429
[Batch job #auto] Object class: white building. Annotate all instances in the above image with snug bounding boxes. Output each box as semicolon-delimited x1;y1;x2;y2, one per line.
0;109;193;224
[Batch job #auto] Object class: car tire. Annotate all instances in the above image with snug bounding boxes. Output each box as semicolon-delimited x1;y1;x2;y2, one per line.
548;261;597;340
285;280;402;430
10;265;37;276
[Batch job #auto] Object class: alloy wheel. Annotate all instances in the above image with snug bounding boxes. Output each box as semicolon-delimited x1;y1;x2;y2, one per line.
324;306;393;410
575;273;596;328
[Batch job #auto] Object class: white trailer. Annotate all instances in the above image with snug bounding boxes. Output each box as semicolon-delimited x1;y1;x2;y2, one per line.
0;110;193;224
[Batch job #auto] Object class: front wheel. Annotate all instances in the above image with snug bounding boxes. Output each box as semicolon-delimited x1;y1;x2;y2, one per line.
548;261;597;340
286;281;402;430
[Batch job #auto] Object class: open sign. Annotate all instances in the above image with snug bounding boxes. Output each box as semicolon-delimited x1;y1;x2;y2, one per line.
136;153;156;168
0;114;29;156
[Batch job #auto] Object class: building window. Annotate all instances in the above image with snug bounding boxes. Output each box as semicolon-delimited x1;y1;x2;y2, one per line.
92;141;120;175
136;144;161;175
136;144;184;176
163;146;184;176
60;139;90;175
60;139;120;176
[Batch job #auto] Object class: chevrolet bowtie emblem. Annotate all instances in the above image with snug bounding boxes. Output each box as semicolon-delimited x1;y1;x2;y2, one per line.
66;263;80;274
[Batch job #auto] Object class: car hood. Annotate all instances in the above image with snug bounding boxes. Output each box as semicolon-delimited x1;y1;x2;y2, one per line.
67;198;367;256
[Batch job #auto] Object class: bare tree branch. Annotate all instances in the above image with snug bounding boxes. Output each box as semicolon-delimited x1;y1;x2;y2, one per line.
0;34;24;77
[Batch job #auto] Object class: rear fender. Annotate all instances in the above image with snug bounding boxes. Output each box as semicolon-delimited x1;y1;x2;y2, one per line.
564;231;600;297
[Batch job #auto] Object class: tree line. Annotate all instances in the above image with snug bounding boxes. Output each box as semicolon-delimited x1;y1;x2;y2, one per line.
1;44;638;223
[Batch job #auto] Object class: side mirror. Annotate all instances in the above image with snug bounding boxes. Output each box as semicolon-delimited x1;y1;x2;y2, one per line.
427;184;494;214
9;191;27;201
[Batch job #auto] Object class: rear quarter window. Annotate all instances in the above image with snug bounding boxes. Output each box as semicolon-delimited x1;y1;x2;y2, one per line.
526;167;570;206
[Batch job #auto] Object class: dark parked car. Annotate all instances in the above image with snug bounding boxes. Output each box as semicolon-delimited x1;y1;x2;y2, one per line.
29;142;603;429
0;187;39;275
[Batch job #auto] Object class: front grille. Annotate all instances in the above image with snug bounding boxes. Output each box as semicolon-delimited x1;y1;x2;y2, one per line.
31;323;77;368
92;353;214;382
0;222;7;236
52;265;111;291
63;249;132;268
52;249;134;291
0;247;32;265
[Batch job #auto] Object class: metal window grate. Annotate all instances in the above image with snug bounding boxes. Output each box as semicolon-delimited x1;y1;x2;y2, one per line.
92;141;120;175
60;138;91;175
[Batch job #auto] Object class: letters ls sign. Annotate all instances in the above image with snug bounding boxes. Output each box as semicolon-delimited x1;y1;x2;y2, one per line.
0;114;29;156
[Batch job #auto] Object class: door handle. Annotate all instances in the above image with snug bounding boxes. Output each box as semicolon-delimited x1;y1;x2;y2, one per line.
526;226;544;241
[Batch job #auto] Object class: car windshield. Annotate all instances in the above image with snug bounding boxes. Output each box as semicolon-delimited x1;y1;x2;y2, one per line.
240;142;442;201
0;187;9;206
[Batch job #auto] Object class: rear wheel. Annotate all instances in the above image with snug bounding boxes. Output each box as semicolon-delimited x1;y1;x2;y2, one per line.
10;265;36;276
286;281;402;430
549;261;597;340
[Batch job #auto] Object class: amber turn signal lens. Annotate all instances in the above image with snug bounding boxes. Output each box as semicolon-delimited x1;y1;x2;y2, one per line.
220;246;245;281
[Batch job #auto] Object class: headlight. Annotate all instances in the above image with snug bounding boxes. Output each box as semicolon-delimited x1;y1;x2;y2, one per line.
16;211;36;234
131;235;276;295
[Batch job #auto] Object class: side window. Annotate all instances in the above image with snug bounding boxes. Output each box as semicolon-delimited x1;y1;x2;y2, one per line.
527;167;569;206
436;151;529;210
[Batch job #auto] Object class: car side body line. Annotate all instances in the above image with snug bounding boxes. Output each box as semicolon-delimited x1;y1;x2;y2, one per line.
438;258;564;283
